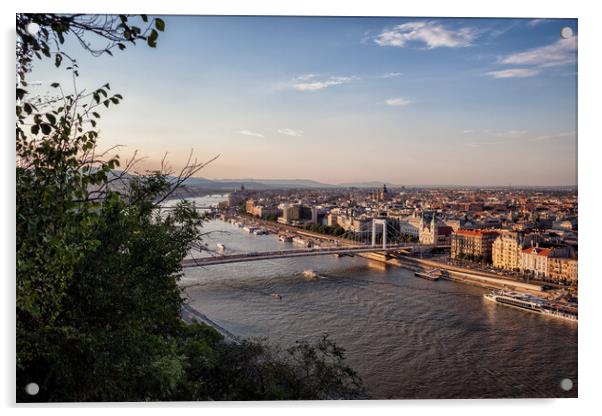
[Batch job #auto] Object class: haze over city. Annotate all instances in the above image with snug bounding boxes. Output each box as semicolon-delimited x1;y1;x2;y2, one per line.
29;16;577;186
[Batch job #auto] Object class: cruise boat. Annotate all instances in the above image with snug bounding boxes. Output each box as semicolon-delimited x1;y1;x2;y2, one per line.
540;304;578;322
483;290;543;314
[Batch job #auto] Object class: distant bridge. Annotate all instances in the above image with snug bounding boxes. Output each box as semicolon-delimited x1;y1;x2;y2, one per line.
181;243;421;268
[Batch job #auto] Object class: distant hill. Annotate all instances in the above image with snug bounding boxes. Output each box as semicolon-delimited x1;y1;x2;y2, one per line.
337;181;400;188
183;177;337;190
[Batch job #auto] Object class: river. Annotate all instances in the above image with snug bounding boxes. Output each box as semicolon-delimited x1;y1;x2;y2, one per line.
174;195;578;399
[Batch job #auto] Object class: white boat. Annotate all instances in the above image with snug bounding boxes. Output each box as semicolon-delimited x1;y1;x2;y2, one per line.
279;235;293;242
271;293;282;300
540;304;578;322
303;270;318;279
483;290;543;314
216;243;226;252
482;290;577;322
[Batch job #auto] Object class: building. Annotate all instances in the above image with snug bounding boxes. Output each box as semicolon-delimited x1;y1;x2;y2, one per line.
245;198;256;214
278;204;317;226
398;215;421;238
491;231;536;271
419;214;453;246
226;185;247;208
451;229;499;262
548;257;578;284
519;246;552;279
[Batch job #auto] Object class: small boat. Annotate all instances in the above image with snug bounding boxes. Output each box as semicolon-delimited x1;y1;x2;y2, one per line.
271;293;282;300
303;270;318;279
414;269;440;281
279;235;293;242
216;243;226;252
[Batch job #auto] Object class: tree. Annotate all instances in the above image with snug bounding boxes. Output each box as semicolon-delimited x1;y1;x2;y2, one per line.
16;13;364;402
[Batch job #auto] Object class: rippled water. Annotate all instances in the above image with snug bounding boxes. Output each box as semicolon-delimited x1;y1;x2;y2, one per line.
178;196;578;399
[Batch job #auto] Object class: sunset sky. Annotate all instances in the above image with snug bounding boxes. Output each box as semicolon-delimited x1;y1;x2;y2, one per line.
29;16;577;186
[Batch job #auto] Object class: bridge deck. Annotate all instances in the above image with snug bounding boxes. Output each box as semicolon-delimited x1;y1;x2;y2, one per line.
181;244;419;267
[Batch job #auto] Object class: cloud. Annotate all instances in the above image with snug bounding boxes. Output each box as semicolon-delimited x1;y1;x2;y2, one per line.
527;19;548;27
238;130;264;138
499;37;577;68
533;131;576;141
490;129;528;138
382;72;403;78
277;128;303;137
462;129;474;134
374;21;477;49
290;74;357;91
385;97;413;106
486;68;541;78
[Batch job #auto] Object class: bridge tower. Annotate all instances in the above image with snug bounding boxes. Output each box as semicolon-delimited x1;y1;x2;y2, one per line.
371;218;387;248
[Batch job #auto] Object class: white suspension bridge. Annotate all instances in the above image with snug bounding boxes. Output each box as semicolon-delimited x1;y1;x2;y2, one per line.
181;217;439;268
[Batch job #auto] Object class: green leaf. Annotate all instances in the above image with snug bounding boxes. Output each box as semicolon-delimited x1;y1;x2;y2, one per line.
155;18;165;32
46;114;56;124
40;123;52;135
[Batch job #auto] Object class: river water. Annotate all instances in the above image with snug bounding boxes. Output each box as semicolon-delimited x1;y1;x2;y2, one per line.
176;195;578;399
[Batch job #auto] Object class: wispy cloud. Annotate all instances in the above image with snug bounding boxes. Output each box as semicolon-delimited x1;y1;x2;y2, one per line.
374;21;477;49
489;129;528;138
385;97;413;106
290;74;358;91
382;72;403;78
533;131;576;141
462;129;474;134
277;128;303;137
238;130;264;138
486;68;541;78
499;37;577;68
527;19;549;27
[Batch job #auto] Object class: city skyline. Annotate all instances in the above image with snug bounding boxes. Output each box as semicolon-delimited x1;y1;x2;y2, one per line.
29;16;578;186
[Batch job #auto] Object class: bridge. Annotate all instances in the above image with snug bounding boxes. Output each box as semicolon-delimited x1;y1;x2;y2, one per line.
181;243;422;268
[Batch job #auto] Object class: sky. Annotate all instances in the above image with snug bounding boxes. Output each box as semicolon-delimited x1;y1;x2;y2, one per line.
29;16;578;186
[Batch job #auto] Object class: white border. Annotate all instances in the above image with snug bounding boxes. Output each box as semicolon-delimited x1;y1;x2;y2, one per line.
2;1;601;415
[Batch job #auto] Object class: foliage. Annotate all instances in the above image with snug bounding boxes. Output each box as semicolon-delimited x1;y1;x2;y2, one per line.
16;13;364;402
174;327;364;400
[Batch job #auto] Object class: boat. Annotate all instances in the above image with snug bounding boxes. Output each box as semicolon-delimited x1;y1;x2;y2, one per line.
279;234;293;242
253;228;268;235
292;236;311;247
540;304;578;322
414;268;440;281
303;270;318;279
482;290;578;322
271;293;282;300
243;226;256;233
216;243;226;252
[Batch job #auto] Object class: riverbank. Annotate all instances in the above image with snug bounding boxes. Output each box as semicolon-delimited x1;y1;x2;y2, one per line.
181;303;241;344
357;252;547;296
